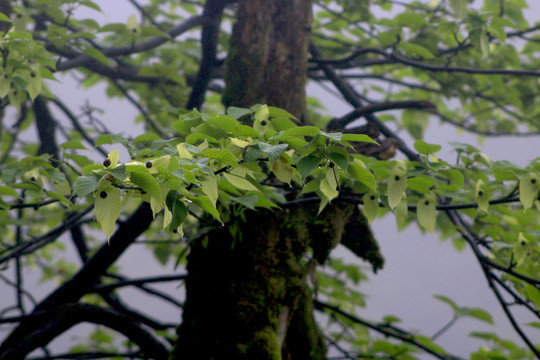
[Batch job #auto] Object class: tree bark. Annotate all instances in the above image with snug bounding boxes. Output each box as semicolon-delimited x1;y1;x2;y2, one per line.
222;0;312;122
172;205;352;360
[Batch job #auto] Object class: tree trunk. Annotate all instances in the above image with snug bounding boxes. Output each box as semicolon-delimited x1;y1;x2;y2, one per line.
222;0;312;123
172;205;353;360
172;1;383;358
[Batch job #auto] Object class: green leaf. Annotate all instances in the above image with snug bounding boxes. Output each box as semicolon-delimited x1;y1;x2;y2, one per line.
95;134;129;147
341;133;378;144
297;155;321;178
84;47;112;66
450;0;467;17
519;173;539;210
257;142;288;162
0;12;11;22
270;117;297;131
348;161;377;193
327;152;348;170
403;110;429;140
203;149;238;167
512;233;533;267
475;179;489;212
80;0;102;12
233;125;261;138
94;187;122;241
394;196;408;229
168;198;187;231
268;106;297;120
60;140;87;150
414;140;442;155
223;167;259;191
254;105;272;134
395;12;428;27
282;126;320;137
126;14;140;34
362;192;379;223
387;168;407;210
232;194;259;210
272;156;293;184
463;308;494;325
200;176;218;205
189;195;221;222
319;176;338;202
130;169;162;202
227;106;252;119
74;174;100;197
206;114;239;133
134;133;161;143
319;131;342;141
0;186;20;198
407;176;437;193
399;42;434;59
434;294;460;312
417;194;436;233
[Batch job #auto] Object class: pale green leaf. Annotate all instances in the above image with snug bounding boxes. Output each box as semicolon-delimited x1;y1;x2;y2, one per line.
201;176;218;205
519;173;539;210
475;179;489;212
388;169;407;210
513;233;533;267
362;192;379;223
417;194;436;233
319;176;338;202
94;187;122;241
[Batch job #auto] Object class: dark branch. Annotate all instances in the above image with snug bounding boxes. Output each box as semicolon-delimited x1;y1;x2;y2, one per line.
0;303;169;359
186;0;233;109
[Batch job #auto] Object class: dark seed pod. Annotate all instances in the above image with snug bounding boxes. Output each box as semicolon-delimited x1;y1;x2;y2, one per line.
477;190;484;196
394;175;400;181
145;161;153;169
531;178;537;184
328;161;335;168
103;159;111;167
370;195;376;200
424;200;430;206
30;72;36;78
261;120;267;126
100;191;107;199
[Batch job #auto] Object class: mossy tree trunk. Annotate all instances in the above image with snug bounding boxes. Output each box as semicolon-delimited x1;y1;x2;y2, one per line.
172;1;360;359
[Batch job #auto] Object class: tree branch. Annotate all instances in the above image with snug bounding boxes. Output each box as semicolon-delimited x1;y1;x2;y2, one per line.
0;303;169;359
0;202;154;356
314;300;465;360
186;0;234;110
